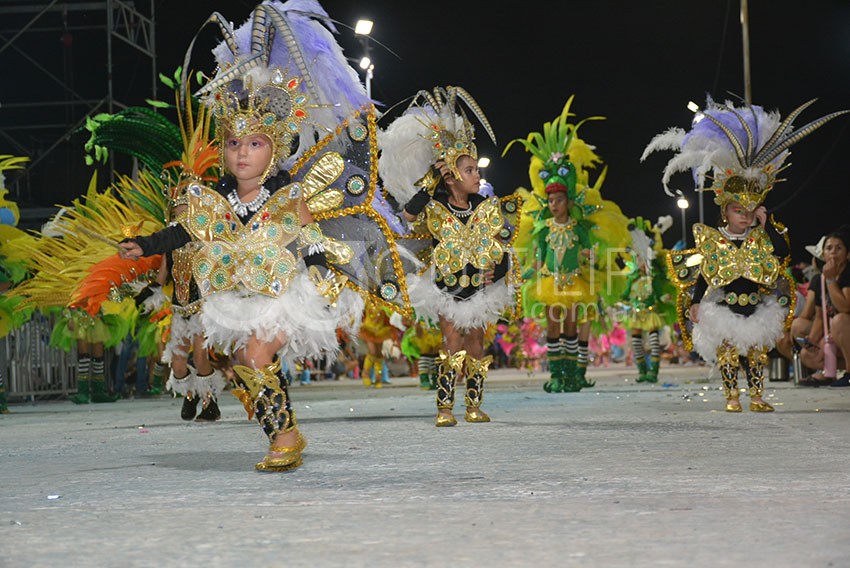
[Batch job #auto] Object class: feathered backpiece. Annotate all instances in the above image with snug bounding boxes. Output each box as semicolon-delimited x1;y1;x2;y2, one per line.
160;88;220;216
503;96;604;202
185;0;370;170
628;217;655;273
82;107;183;173
628;216;671;273
378;85;496;206
642;97;849;212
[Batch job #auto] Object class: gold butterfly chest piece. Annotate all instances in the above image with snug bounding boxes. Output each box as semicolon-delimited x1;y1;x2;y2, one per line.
181;183;303;297
426;197;507;287
694;224;780;288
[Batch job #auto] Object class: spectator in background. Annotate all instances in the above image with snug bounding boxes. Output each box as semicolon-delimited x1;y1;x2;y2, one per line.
798;228;850;387
775;238;820;366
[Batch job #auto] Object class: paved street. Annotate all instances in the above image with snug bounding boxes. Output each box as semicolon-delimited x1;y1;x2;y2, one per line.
2;365;849;567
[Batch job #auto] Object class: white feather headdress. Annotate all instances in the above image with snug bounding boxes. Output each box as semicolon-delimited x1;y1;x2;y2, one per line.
642;97;848;211
378;86;495;206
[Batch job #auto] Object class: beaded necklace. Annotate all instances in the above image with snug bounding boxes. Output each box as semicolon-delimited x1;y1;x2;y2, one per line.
227;186;270;218
447;199;473;219
719;226;750;241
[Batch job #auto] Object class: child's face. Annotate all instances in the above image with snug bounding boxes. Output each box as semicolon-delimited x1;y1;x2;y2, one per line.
223;133;273;184
725;203;754;233
547;191;569;222
446;155;481;196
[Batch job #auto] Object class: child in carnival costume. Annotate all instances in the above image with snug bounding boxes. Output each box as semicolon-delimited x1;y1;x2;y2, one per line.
505;97;631;393
643;97;847;411
622;215;678;383
159;134;230;421
83;76;227;416
358;297;401;388
400;316;443;390
120;0;412;470
379;86;521;427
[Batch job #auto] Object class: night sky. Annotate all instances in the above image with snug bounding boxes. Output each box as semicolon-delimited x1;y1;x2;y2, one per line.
4;0;849;259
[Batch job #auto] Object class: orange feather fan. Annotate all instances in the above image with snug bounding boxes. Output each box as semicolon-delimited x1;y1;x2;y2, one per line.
72;254;162;315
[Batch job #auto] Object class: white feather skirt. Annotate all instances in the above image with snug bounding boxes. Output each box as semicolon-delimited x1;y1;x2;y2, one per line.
162;311;205;364
407;273;514;331
692;289;785;363
200;269;364;362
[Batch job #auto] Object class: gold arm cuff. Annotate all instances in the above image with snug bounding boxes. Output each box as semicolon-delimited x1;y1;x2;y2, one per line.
298;222;324;249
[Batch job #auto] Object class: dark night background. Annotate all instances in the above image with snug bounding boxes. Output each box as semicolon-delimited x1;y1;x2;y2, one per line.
2;0;849;260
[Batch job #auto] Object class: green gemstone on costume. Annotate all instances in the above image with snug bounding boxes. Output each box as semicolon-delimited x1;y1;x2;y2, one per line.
380;281;399;300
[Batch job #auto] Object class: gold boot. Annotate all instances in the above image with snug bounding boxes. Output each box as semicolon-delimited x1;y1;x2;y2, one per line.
256;431;308;471
233;362;305;472
745;346;774;412
464;354;493;423
435;413;458;427
749;400;775;412
362;354;375;386
718;342;742;413
435;351;465;427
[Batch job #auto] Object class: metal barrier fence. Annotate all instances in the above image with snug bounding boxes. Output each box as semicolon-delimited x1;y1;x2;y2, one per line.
2;312;77;402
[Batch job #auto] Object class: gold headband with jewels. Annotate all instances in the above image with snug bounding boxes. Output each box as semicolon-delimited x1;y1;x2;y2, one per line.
210;68;310;182
428;117;478;181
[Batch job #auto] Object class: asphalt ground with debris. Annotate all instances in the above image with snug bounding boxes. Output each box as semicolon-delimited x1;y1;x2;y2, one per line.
2;364;849;567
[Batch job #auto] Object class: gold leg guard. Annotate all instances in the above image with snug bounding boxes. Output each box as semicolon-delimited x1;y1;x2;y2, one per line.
745;346;774;412
464;354;493;423
435;351;466;427
232;362;306;471
717;342;742;411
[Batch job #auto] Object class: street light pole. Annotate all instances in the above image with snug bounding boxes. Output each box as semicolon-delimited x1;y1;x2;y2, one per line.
355;19;374;99
687;102;707;226
677;195;689;246
365;65;373;100
741;0;752;105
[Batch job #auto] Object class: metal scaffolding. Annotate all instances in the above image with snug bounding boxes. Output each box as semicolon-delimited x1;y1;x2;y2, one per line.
0;0;156;205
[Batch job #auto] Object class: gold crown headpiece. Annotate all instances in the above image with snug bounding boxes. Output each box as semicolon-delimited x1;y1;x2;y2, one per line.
709;166;779;212
410;86;496;181
209;68;311;182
